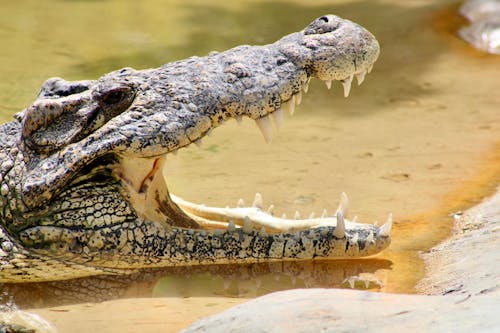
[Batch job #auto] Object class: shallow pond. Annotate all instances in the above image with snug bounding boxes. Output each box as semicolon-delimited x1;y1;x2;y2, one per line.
0;0;499;331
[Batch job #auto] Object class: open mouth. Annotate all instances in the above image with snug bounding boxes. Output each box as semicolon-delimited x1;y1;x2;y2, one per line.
114;66;392;258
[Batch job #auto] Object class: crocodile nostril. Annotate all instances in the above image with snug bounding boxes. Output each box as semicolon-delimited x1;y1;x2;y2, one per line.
319;16;329;23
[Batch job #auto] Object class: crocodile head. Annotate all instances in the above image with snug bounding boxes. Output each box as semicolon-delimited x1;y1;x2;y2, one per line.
0;15;390;280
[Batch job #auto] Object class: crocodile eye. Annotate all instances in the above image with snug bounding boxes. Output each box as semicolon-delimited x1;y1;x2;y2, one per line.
319;16;329;23
102;90;126;105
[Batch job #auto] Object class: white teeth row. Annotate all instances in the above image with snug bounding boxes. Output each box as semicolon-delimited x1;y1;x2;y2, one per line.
192;65;373;147
171;192;392;239
322;67;371;98
253;88;302;143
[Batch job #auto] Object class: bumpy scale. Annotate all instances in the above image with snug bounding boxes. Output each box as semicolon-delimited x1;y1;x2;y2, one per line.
0;15;389;283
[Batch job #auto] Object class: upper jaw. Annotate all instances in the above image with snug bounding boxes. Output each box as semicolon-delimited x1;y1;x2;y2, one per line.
19;14;380;210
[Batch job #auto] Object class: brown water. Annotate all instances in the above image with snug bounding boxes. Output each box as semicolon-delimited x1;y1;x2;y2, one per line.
1;0;499;331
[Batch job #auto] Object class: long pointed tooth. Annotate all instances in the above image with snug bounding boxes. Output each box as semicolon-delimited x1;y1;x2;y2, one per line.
271;107;284;131
289;96;296;115
237;198;245;208
227;220;236;232
321;209;328;218
282;98;296;115
334;212;345;238
336;192;349;218
295;91;302;105
342;75;353;97
243;217;254;234
355;71;366;85
367;64;374;74
255;116;273;143
303;78;311;93
253;193;263;209
378;213;393;237
325;80;332;90
352;216;358;223
235;115;243;124
194;138;203;147
259;227;267;237
294;211;301;219
309;212;315;219
267;204;275;215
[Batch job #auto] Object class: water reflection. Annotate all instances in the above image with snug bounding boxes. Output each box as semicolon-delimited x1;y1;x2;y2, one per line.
1;259;391;308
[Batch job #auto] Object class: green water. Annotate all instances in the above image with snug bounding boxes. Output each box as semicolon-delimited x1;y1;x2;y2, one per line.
1;0;499;315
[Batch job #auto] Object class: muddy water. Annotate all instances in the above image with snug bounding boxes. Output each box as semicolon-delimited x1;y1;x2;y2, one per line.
1;0;499;331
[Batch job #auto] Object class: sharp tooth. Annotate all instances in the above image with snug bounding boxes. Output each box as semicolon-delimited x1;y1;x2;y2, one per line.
367;64;374;73
334;212;345;238
267;204;275;215
342;75;353;97
227;220;236;232
366;230;374;243
253;193;263;209
235;115;243;124
259;227;267;237
325;80;332;90
243;217;254;234
282;213;287;219
378;213;393;237
255;116;273;143
336;192;349;218
271;107;284;131
194;138;203;147
237;198;245;208
309;212;315;219
303;78;311;93
287;96;296;115
355;71;366;85
352;216;358;223
321;209;328;218
295;91;302;105
294;211;301;219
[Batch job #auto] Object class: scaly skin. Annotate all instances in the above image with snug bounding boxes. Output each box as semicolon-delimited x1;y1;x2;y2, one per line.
0;15;390;283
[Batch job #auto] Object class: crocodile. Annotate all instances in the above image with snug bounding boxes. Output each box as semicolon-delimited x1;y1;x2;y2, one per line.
0;15;391;283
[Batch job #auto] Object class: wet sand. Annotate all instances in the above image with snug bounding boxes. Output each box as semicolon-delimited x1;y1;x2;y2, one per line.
0;0;499;332
24;186;500;333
